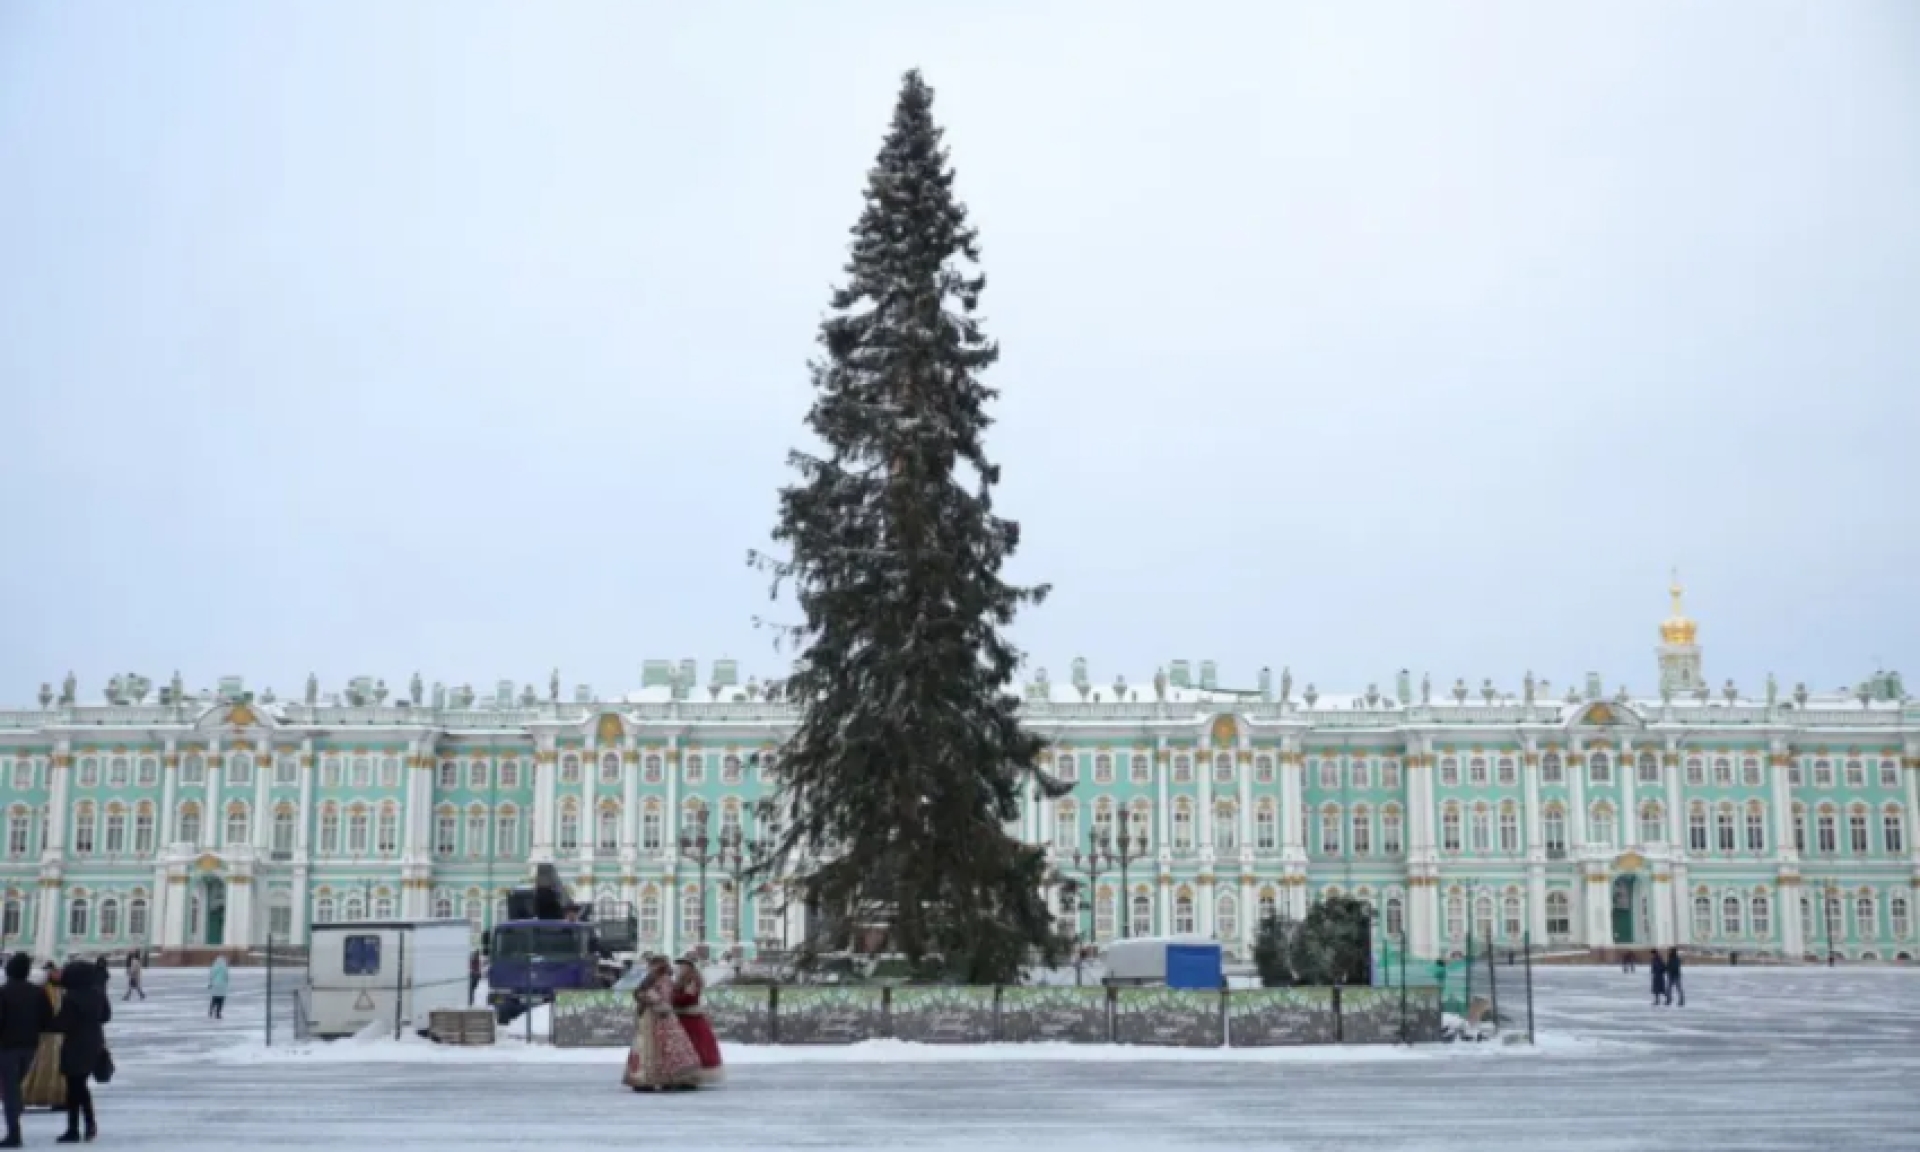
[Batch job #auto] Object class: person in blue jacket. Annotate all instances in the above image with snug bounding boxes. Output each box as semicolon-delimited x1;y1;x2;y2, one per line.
207;957;231;1019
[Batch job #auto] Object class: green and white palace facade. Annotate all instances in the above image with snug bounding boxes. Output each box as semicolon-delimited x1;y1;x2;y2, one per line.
1;587;1915;965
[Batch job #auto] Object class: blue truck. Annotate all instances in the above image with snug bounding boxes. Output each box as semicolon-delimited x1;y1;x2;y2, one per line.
485;864;636;1025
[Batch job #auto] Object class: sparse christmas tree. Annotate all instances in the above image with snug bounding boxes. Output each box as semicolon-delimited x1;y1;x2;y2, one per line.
750;70;1062;983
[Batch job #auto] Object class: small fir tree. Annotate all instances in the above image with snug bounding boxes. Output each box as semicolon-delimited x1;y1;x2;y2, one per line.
1252;911;1294;988
1286;895;1375;986
751;70;1064;984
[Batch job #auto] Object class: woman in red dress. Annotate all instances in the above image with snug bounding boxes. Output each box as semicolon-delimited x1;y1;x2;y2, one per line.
671;957;724;1084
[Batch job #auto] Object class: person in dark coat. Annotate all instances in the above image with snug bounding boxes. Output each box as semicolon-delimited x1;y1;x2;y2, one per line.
1664;947;1684;1006
0;952;53;1148
1649;949;1668;1006
52;961;109;1144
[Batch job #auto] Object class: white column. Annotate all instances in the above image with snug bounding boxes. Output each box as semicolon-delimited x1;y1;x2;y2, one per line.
622;741;640;850
1156;741;1172;852
1238;747;1254;853
531;738;557;862
1584;868;1611;947
1239;874;1255;951
1672;862;1691;946
295;741;315;857
1620;742;1639;846
1781;878;1804;957
1198;751;1215;850
1771;741;1796;860
1665;741;1685;849
205;738;223;851
159;740;179;847
1902;744;1920;868
253;747;272;853
1568;741;1588;851
1651;871;1675;947
44;747;70;855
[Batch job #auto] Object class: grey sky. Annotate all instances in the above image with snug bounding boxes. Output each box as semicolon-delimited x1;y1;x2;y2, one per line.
2;1;1916;705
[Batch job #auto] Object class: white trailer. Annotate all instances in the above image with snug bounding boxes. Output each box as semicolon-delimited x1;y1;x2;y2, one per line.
1101;934;1220;985
307;919;473;1039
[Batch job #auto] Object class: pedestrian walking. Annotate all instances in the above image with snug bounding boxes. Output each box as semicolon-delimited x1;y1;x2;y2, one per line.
1622;950;1637;974
0;952;53;1148
468;951;482;1007
207;956;230;1019
1650;950;1669;1006
1665;947;1685;1006
124;952;145;1001
52;960;110;1145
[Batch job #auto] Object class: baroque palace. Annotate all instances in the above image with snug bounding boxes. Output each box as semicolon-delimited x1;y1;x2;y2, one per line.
0;584;1915;965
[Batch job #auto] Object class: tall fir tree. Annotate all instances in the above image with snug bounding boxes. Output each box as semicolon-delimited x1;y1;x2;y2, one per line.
752;70;1064;983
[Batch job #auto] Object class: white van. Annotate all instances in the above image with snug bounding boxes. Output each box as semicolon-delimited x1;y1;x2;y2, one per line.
307;919;473;1039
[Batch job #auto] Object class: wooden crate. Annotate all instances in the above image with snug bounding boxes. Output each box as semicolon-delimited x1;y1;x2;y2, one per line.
427;1009;497;1046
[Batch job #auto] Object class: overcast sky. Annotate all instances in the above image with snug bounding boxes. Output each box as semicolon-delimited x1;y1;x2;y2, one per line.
2;1;1916;706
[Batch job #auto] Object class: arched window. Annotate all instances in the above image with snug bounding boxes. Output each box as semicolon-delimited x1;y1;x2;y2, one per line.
1444;890;1465;939
225;802;250;848
558;801;581;852
1546;892;1570;936
1639;801;1665;846
1692;894;1713;939
601;753;623;785
1130;890;1153;937
1130;754;1152;785
1437;758;1458;787
1214;753;1235;784
1741;757;1763;787
1685;757;1705;787
178;803;203;848
1253;755;1274;784
1588;752;1611;785
1351;805;1373;856
1054;801;1078;850
1793;802;1808;852
496;806;521;857
1589;803;1617;849
1173;887;1195;935
1093;886;1115;940
6;808;30;859
1688;803;1709;852
1721;894;1742;937
1745;804;1767;852
435;807;457;857
347;806;370;854
1637;751;1660;783
133;803;155;855
1382;806;1404;856
1441;804;1462;852
1848;807;1870;854
373;892;395;920
639;887;662;941
318;804;339;855
681;885;704;941
315;895;336;925
1497;803;1519;853
1885;806;1907;854
227;753;254;787
351;757;373;789
1385;894;1405;938
377;804;399;855
499;758;522;789
1254;802;1278;850
98;898;121;938
1257;887;1278;925
1054;752;1077;783
596;803;620;851
1890;893;1911;939
1171;800;1194;851
1469;804;1492;852
1215;801;1237;851
468;806;490;857
559;754;581;785
1712;757;1733;787
1502;893;1523;940
72;803;96;855
1854;893;1876;937
128;896;149;939
1496;757;1517;786
3;898;24;938
104;806;127;855
1215;892;1239;941
1172;756;1192;784
1540;752;1563;783
67;895;90;938
1473;892;1495;943
1715;804;1736;852
1816;806;1838;854
1750;891;1772;937
1321;805;1343;855
641;803;663;850
433;891;454;919
1127;799;1153;851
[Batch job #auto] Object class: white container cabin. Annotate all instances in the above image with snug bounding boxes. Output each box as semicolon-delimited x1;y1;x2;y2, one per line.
306;919;473;1039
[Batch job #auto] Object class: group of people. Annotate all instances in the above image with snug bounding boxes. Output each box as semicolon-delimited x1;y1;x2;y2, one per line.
0;956;113;1146
623;954;724;1092
1623;947;1687;1006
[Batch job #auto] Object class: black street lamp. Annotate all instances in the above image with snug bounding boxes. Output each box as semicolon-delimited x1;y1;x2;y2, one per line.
1110;807;1151;939
717;825;756;954
678;809;717;955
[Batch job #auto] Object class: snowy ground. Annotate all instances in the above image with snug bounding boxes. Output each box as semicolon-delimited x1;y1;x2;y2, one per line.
38;965;1920;1151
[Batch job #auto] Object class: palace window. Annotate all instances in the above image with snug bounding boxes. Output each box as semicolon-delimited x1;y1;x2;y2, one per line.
1502;894;1523;940
104;807;126;855
1849;809;1870;854
1546;892;1570;937
685;755;705;785
1055;801;1078;850
597;804;620;851
1173;889;1195;935
1439;758;1459;787
1891;894;1911;940
1542;806;1565;854
1884;808;1906;854
1131;892;1153;937
137;757;161;786
500;759;522;789
643;756;663;785
380;757;399;788
1382;760;1402;789
1255;802;1277;850
437;761;457;790
1321;806;1342;855
1793;804;1807;852
225;803;250;847
317;806;338;855
72;804;96;856
1845;760;1866;788
1215;893;1239;942
559;754;581;785
1854;894;1876;936
1091;753;1115;786
1789;761;1804;787
1686;758;1705;787
1589;803;1617;850
67;897;89;939
1496;757;1517;787
1214;754;1234;785
1173;756;1192;784
1712;758;1732;787
1813;760;1834;788
1382;807;1404;856
228;754;253;787
314;896;336;925
435;810;457;857
1692;895;1713;939
558;802;581;852
378;805;399;855
98;898;121;938
1385;895;1405;938
497;808;521;857
77;758;99;788
10;759;31;790
1638;753;1660;784
129;897;150;939
1721;895;1742;937
1440;804;1461;853
471;807;492;856
681;886;703;941
1172;801;1194;851
273;756;297;786
1589;753;1612;786
1716;805;1736;852
603;753;624;785
1498;804;1520;853
134;804;155;854
347;807;370;854
1640;801;1665;846
756;891;783;943
1321;759;1341;789
1689;804;1709;852
1541;753;1563;784
1880;760;1901;789
272;808;295;854
6;808;28;858
1352;758;1372;789
469;760;489;790
1742;758;1763;787
1093;887;1115;940
1351;806;1372;856
1055;753;1077;783
1130;755;1152;785
641;804;663;851
1215;801;1237;851
1746;806;1766;852
108;757;129;787
1469;805;1491;853
1469;757;1488;787
1751;892;1772;937
1252;755;1274;786
350;757;371;788
1445;891;1465;940
637;889;661;941
1817;808;1838;854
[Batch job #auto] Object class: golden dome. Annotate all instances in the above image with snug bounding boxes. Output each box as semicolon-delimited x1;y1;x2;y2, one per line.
1660;571;1697;646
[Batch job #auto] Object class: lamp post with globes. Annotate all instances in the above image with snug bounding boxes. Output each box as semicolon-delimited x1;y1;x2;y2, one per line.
1110;807;1151;939
678;809;718;958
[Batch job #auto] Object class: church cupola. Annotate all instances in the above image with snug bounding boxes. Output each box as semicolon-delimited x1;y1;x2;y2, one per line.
1657;571;1704;694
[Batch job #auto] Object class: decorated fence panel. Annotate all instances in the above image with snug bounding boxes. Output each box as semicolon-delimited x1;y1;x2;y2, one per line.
552;990;633;1048
1226;987;1336;1046
774;987;886;1044
888;986;999;1043
706;985;774;1045
1112;988;1223;1047
997;986;1110;1043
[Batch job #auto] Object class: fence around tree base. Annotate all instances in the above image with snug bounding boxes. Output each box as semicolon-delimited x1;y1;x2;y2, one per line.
551;983;1443;1048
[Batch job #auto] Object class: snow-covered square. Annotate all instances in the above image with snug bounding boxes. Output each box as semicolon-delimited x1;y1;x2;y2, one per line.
42;965;1920;1151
